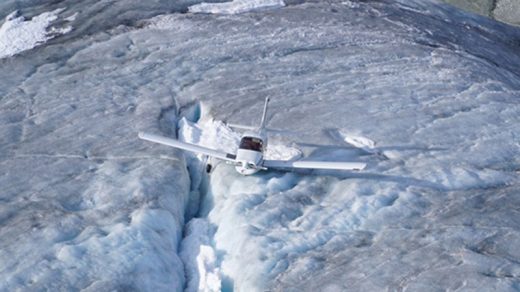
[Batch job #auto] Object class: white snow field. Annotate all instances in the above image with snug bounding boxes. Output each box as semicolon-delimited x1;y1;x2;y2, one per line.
189;0;285;15
1;0;520;291
0;8;73;59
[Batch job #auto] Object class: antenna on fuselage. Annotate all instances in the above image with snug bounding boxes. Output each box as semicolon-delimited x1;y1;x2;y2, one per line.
259;96;270;130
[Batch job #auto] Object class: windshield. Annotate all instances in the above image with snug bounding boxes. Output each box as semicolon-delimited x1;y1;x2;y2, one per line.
239;137;263;152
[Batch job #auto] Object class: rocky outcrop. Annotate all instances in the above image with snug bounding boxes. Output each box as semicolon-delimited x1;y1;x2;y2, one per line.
443;0;520;26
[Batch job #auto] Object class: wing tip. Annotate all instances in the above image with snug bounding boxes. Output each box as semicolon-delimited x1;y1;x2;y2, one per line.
356;163;367;171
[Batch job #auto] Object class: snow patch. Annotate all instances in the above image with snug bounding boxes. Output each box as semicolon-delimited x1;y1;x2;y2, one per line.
64;12;78;22
178;117;240;156
339;130;376;151
189;0;285;15
265;143;302;161
180;219;221;292
0;8;73;59
342;1;361;9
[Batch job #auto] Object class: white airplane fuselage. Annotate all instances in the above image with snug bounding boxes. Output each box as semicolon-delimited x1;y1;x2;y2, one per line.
235;131;266;175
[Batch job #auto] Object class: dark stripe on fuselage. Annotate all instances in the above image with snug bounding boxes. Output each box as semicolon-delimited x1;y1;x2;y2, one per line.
226;153;237;160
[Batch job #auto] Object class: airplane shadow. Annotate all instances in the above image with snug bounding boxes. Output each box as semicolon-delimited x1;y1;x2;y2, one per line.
288;129;449;191
324;170;446;190
266;166;446;191
296;142;447;156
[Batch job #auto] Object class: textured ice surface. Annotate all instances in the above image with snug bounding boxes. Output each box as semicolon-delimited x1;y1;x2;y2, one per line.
172;1;520;290
0;2;196;288
1;0;520;291
0;69;191;290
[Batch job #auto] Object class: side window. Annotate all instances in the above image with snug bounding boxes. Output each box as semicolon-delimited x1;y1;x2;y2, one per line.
254;139;263;152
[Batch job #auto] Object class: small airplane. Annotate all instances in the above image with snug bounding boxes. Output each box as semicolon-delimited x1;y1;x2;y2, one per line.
138;97;366;175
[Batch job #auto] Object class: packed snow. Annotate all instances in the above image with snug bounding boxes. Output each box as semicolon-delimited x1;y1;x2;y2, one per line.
180;218;221;292
189;0;285;15
1;0;520;291
0;8;72;59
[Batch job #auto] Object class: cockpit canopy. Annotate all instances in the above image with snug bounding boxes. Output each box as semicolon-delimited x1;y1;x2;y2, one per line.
239;136;263;152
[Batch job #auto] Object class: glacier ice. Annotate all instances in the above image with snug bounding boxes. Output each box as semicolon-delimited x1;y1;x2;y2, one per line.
1;0;520;291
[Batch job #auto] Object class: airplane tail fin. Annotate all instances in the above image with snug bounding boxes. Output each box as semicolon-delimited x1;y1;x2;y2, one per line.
226;97;270;132
259;96;270;130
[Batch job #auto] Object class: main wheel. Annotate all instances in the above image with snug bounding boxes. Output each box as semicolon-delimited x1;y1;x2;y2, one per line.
206;164;212;173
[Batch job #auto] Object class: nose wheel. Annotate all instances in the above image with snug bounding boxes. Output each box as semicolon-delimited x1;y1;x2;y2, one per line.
206;163;212;173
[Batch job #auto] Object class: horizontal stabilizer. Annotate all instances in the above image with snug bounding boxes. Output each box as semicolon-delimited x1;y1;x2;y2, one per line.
263;159;366;171
138;132;237;162
226;123;257;131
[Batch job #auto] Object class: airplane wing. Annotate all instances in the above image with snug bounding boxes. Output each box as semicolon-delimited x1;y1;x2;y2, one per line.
262;159;366;171
138;132;237;163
